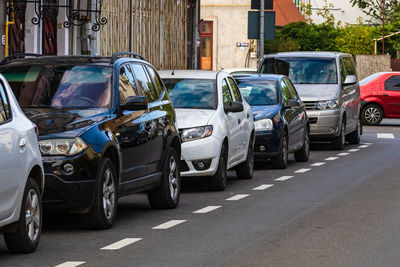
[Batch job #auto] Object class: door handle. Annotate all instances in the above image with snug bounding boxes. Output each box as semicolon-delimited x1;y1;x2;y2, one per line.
247;113;250;119
238;118;241;125
19;138;26;149
383;94;388;96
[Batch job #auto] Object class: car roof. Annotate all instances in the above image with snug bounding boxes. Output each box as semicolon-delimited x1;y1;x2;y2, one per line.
158;70;221;79
263;51;350;58
222;68;257;73
233;74;284;81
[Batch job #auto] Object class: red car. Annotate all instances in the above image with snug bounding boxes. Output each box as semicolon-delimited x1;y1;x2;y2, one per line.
360;72;400;125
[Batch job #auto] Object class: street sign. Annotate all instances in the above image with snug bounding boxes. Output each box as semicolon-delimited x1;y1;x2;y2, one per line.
251;0;273;10
248;11;275;40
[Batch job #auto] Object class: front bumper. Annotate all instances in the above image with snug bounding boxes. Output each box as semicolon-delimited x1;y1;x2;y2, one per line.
180;135;221;177
306;109;340;138
254;130;280;158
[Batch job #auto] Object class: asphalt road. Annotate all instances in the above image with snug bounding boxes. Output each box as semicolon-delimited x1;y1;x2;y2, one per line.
1;119;400;267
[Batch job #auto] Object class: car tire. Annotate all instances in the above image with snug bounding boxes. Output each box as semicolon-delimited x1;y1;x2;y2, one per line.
294;127;310;162
4;178;42;253
271;132;288;169
207;144;227;191
362;104;383;126
147;147;181;209
347;117;362;144
236;136;254;179
332;120;345;150
81;157;117;230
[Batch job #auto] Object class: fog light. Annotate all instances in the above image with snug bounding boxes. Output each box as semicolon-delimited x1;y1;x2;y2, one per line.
192;159;212;171
329;127;337;133
63;163;75;175
259;145;266;152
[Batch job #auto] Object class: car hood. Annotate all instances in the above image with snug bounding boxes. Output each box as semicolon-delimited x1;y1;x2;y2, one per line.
293;84;339;101
251;105;279;120
175;108;215;129
23;108;110;139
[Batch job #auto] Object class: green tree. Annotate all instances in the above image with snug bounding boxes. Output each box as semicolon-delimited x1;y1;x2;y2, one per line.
335;25;375;55
350;0;400;24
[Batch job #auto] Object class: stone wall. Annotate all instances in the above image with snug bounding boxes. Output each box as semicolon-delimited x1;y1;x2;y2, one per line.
356;55;392;80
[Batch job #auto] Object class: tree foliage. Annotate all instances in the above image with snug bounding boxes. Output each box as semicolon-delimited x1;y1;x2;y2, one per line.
350;0;400;24
335;25;375;55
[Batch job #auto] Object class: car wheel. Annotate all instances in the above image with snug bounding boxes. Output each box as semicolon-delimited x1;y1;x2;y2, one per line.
271;132;288;169
347;117;361;144
236;136;254;179
362;104;383;126
81;157;117;229
148;147;181;209
332;120;345;150
207;144;227;191
4;178;42;253
294;127;310;162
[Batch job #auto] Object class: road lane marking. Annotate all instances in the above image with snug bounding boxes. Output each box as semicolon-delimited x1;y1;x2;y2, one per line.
348;149;360;152
362;143;373;145
253;184;274;190
325;157;339;161
193;206;222;214
337;152;350;156
55;262;86;267
226;194;249;201
101;238;142;250
274;176;294;181
295;168;311;173
153;220;187;229
311;162;325;167
377;133;395;139
358;145;370;148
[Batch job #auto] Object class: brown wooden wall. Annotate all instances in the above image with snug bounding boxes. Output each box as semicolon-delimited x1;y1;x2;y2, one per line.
100;0;188;70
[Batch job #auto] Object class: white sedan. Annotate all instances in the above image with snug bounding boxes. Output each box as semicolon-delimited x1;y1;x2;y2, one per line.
0;74;44;253
160;70;255;191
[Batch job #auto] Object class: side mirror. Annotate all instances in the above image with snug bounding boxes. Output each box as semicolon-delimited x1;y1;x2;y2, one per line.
121;96;148;111
285;99;300;108
224;101;244;113
343;75;357;85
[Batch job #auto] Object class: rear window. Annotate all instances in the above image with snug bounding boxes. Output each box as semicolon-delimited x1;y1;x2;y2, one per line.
260;57;338;84
236;79;278;106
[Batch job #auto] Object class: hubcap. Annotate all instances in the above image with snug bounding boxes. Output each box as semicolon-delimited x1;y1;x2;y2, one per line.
341;124;345;145
248;143;254;171
365;107;381;124
103;169;115;220
168;156;179;201
25;189;40;241
305;130;310;154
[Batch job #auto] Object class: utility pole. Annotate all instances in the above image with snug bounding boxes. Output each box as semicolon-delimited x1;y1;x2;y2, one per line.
382;0;385;54
259;0;264;61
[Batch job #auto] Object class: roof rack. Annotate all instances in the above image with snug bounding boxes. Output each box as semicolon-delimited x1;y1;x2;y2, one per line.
0;53;44;65
111;52;145;63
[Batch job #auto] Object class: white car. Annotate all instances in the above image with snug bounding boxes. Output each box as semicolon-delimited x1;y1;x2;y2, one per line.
0;74;44;253
160;70;255;191
223;68;257;75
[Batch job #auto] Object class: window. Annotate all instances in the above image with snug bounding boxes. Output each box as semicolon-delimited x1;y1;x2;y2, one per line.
342;57;356;76
280;80;290;104
130;64;158;102
385;76;400;91
0;84;11;124
285;78;299;100
119;64;143;105
227;77;242;102
236;79;278;106
145;65;164;96
222;79;233;107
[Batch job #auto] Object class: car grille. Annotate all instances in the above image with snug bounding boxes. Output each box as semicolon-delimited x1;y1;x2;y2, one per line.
303;101;317;110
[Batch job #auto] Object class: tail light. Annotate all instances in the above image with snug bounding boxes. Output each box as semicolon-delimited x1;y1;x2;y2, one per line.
32;123;39;140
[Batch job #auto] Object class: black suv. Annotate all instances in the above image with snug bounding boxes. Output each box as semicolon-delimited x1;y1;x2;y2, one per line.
0;53;181;229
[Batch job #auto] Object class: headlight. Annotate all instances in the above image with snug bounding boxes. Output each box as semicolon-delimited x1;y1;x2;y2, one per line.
255;119;273;131
316;100;339;110
180;125;213;142
39;137;88;156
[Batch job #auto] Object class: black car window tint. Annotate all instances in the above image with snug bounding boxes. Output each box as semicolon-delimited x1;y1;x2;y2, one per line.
285;78;298;100
222;79;233;107
130;63;158;102
280;80;290;104
119;64;143;105
0;84;9;123
385;76;400;91
227;77;242;102
145;65;164;95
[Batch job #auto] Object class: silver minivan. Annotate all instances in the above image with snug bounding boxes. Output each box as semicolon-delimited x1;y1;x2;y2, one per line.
259;52;362;150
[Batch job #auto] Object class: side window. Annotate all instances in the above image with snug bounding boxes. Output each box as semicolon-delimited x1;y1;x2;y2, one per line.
145;65;164;96
0;83;11;124
280;80;290;104
118;64;143;105
284;78;298;100
385;76;400;91
227;77;242;102
130;63;158;102
339;58;346;83
222;79;233;107
343;57;356;76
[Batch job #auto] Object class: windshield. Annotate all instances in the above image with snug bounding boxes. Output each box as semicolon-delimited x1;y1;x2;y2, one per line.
164;78;216;109
236;79;278;106
359;73;382;85
1;65;112;108
260;57;338;84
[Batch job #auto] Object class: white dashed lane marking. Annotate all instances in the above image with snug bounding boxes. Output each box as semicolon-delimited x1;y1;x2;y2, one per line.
55;262;86;267
348;149;360;152
311;162;325;167
337;152;350;156
274;176;294;181
325;157;339;161
362;143;373;145
193;206;222;214
252;184;274;191
295;168;311;173
152;220;187;229
226;194;250;201
377;133;395;139
100;238;142;250
358;145;370;148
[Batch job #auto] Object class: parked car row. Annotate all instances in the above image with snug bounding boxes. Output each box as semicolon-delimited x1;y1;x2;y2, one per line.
0;51;367;253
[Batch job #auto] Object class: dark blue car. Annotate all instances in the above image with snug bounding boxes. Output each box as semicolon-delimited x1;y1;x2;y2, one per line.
234;74;310;169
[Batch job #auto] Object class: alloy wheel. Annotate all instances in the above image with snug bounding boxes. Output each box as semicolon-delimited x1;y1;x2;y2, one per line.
103;169;115;220
283;135;288;165
168;156;179;201
25;189;40;242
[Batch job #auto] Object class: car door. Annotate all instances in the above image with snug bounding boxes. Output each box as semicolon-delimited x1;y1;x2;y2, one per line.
341;57;359;131
116;64;152;182
280;79;297;148
0;83;26;220
383;75;400;116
